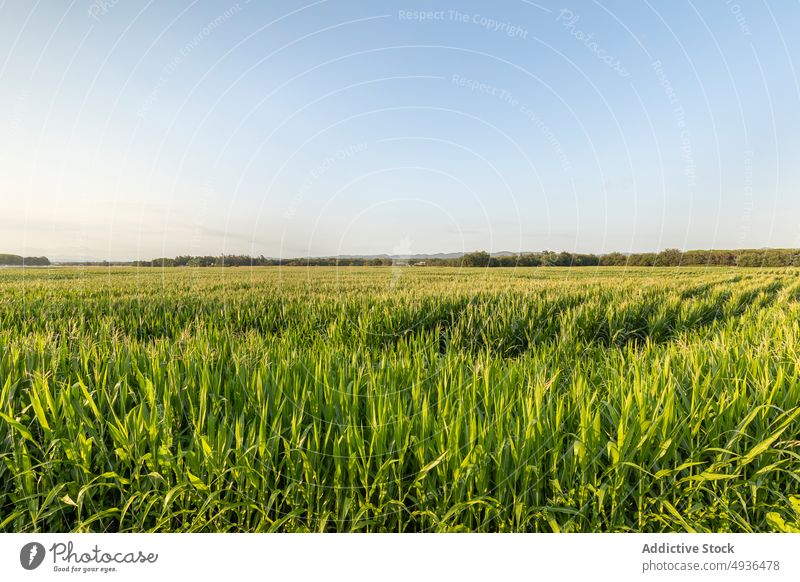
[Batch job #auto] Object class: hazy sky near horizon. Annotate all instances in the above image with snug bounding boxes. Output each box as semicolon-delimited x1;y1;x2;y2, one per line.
1;0;799;260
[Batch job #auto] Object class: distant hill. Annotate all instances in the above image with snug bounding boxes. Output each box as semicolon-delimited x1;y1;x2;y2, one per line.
0;254;50;266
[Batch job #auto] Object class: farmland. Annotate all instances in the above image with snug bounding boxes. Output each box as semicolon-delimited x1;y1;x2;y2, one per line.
1;266;799;532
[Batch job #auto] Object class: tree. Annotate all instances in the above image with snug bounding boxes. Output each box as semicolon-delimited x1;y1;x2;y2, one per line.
462;251;491;267
656;248;683;266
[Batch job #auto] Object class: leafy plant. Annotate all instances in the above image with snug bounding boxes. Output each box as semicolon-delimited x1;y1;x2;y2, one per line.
0;266;798;532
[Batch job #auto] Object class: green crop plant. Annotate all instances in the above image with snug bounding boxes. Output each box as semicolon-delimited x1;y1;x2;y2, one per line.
0;266;798;532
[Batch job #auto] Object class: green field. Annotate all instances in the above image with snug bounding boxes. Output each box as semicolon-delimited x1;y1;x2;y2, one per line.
1;266;799;532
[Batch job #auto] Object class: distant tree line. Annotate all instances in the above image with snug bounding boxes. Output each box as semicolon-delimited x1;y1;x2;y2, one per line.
0;254;50;266
134;255;395;267
125;249;800;268
598;248;800;267
7;249;800;268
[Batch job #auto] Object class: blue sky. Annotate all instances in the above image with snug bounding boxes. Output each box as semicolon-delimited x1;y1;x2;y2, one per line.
1;0;798;260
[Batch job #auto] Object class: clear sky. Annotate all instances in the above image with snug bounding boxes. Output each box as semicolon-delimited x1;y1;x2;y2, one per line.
1;0;799;261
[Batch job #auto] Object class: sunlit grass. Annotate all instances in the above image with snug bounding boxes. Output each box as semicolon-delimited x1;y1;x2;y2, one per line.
1;266;798;532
